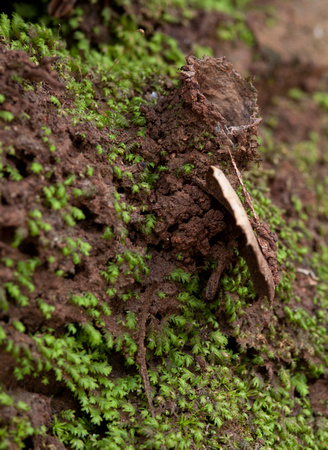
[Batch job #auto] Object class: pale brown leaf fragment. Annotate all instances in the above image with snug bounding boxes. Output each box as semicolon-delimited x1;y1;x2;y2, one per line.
206;166;275;301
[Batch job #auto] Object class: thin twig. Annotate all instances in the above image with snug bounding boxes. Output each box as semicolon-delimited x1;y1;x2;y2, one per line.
226;145;260;224
54;23;61;55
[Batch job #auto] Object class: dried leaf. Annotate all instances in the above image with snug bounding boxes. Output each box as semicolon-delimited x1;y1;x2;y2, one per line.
206;166;275;301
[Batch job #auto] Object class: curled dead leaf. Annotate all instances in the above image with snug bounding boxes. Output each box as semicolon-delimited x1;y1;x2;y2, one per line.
206;166;275;301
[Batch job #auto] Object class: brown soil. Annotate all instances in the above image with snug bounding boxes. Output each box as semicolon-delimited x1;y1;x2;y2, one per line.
0;37;268;442
0;41;275;445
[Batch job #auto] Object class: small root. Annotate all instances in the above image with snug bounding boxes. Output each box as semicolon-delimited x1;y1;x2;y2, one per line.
136;281;158;417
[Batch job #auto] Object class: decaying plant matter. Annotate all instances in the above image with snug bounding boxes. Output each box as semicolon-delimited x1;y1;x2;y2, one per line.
206;165;276;300
48;0;77;17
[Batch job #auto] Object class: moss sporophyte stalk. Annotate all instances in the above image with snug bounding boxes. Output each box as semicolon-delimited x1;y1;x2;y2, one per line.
1;5;328;450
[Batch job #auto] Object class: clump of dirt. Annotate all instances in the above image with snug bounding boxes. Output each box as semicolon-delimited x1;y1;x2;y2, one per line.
145;55;260;174
309;379;328;417
139;55;277;298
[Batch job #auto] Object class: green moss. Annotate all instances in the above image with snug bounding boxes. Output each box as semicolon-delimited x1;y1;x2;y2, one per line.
0;386;46;449
0;111;14;122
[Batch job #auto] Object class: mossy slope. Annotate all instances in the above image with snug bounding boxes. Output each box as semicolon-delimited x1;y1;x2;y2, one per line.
0;4;328;450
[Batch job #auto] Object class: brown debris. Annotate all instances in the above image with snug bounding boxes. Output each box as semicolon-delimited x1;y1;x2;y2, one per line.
48;0;77;18
206;166;276;301
180;55;261;157
309;379;328;417
205;244;233;300
4;49;64;90
181;55;259;127
145;55;261;177
143;55;275;300
251;220;280;288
